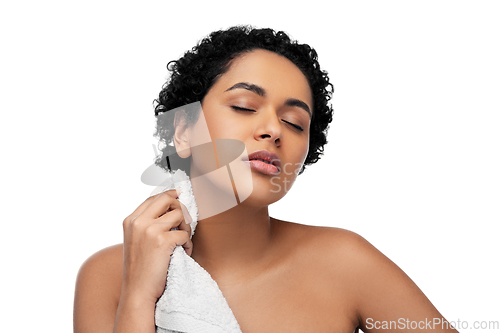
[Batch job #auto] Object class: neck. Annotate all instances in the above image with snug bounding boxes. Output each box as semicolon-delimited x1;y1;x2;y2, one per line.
190;200;277;283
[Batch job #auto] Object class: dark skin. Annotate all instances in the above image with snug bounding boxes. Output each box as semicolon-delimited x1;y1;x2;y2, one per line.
74;50;458;333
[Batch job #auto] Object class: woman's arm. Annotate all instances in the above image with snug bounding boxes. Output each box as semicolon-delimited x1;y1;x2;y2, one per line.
73;191;193;333
74;244;156;333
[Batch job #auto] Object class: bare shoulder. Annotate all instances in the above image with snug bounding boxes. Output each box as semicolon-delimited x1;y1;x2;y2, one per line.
274;220;455;332
76;243;124;289
272;218;377;266
274;219;417;290
74;244;124;332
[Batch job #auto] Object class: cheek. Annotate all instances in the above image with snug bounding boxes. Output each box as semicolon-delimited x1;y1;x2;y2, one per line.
204;112;248;141
286;134;309;165
201;105;228;139
277;138;308;188
299;139;309;162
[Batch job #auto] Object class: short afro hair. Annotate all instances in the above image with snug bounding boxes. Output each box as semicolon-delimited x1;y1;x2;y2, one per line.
154;25;334;174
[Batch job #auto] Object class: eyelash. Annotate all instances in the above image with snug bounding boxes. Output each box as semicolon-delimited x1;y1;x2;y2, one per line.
231;106;304;132
231;106;254;112
283;120;304;131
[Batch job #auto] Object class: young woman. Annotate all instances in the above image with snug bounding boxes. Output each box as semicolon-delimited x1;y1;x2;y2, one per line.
74;26;458;332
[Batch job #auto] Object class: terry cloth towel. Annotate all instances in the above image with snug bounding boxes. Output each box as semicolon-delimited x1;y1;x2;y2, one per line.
153;170;242;333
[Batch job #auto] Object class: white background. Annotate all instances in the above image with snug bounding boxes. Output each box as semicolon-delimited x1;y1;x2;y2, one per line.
1;1;498;332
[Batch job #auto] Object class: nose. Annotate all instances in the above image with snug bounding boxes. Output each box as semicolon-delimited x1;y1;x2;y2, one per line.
253;108;282;146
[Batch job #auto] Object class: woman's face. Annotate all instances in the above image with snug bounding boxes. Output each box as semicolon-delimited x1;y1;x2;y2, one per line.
188;49;313;207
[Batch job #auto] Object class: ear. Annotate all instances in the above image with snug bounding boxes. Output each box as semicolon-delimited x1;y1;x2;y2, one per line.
173;110;192;158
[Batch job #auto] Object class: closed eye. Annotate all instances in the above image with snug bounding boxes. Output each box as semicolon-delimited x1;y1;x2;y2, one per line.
232;106;303;131
282;119;304;132
231;105;255;112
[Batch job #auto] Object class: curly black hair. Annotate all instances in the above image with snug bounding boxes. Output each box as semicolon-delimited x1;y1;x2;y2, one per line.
153;25;334;175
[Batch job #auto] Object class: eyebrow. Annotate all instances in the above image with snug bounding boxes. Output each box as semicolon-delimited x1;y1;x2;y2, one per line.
225;82;265;97
284;98;311;117
225;81;312;117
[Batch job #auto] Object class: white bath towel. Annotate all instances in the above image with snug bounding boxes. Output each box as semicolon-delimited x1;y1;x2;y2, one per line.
153;170;242;333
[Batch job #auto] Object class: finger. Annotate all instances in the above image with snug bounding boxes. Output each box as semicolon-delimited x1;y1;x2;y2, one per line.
142;192;182;219
146;226;193;255
163;189;180;199
163;189;193;224
183;237;193;256
156;208;192;236
167;230;193;256
178;201;193;225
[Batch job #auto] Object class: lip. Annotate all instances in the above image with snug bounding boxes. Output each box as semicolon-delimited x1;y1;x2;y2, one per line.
245;150;281;176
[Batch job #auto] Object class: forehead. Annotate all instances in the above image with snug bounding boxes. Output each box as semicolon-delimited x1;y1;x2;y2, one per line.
211;49;313;106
